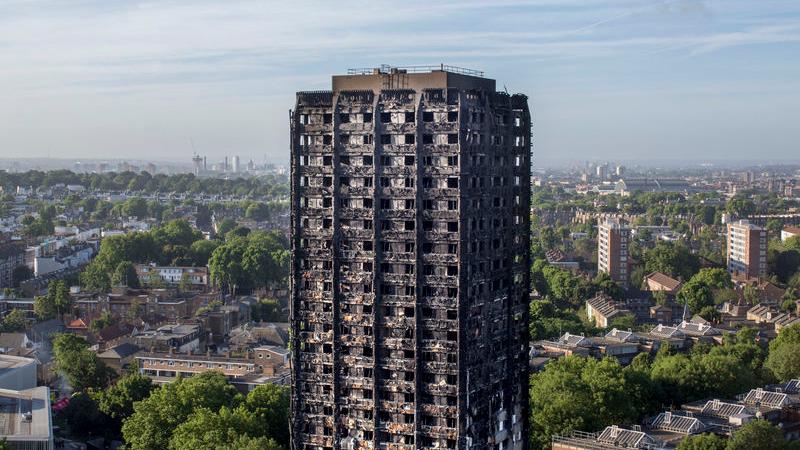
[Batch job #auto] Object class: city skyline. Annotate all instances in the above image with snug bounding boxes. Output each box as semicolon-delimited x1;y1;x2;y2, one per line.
2;0;800;164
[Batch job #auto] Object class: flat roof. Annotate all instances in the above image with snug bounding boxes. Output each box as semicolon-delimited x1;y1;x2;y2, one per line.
0;355;35;371
0;386;52;442
331;65;496;93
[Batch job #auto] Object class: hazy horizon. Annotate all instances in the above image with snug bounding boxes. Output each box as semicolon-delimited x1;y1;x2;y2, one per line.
1;0;799;164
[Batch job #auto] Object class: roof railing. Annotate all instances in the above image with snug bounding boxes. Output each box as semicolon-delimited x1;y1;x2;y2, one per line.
347;64;484;77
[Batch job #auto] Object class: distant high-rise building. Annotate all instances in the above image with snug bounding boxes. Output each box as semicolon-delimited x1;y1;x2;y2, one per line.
615;165;625;177
232;155;240;173
727;220;767;279
290;66;531;450
596;164;607;179
192;154;203;175
598;218;630;288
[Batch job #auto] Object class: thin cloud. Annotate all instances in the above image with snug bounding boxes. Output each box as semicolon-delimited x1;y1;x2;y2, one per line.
0;0;799;161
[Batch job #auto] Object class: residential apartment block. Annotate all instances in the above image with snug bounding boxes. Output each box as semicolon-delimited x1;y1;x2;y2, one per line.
136;345;289;392
134;264;209;287
0;241;25;289
290;66;531;450
727;220;767;279
598;218;630;288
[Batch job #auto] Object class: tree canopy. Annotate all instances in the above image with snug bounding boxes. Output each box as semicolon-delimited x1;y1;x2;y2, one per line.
529;356;653;449
34;280;72;320
121;372;289;450
644;242;700;281
208;231;289;295
675;433;726;450
528;328;768;450
765;323;800;382
52;333;114;392
727;420;795;450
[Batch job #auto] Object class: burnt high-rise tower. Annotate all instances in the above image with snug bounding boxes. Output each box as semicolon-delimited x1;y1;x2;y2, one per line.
290;65;531;450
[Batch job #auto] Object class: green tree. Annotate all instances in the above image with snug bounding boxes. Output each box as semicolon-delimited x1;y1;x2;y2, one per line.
52;333;114;391
33;295;55;320
245;202;271;222
168;406;259;450
529;356;648;449
675;433;726;450
111;261;140;288
698;305;721;323
727;420;793;450
593;272;623;301
80;260;112;292
608;313;636;331
769;247;800;283
2;309;27;332
678;278;714;313
122;197;148;219
691;268;733;290
34;280;72;319
743;284;760;305
208;238;247;295
528;300;587;341
765;324;800;381
714;288;739;305
644;242;700;281
218;436;283;450
244;384;290;447
216;218;237;237
94;373;153;437
726;196;756;217
90;310;117;332
122;372;240;450
189;239;220;266
650;331;763;406
242;231;290;289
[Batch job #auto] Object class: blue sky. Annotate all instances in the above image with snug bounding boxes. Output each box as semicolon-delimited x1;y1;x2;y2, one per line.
1;0;799;166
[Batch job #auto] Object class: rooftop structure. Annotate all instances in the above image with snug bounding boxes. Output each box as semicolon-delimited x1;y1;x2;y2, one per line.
134;264;209;287
0;386;53;450
132;323;201;353
0;355;37;392
699;399;747;420
781;225;800;242
643;272;682;295
552;427;660;450
649;412;705;435
136;346;290;391
742;388;792;409
615;178;693;196
586;294;631;328
604;328;637;343
648;324;684;339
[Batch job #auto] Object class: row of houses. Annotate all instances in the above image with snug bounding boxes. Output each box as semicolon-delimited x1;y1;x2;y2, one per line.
553;379;800;449
532;319;723;369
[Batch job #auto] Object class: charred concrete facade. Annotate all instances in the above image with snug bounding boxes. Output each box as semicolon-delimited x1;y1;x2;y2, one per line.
290;66;531;450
